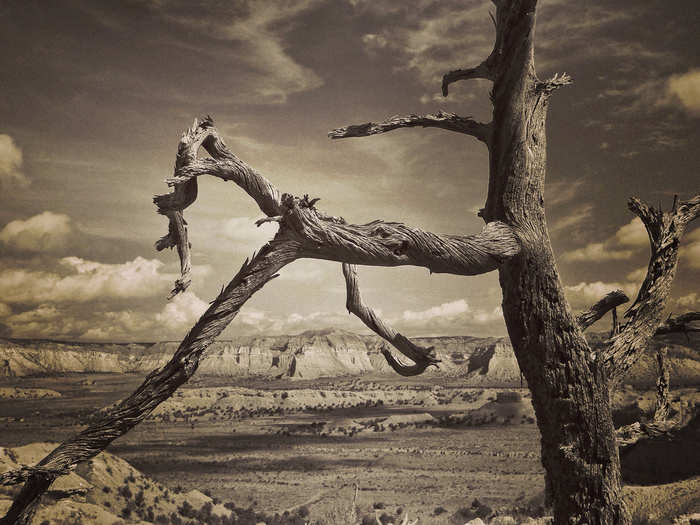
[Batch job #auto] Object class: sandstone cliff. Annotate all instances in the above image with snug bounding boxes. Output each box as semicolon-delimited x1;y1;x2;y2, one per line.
1;330;698;387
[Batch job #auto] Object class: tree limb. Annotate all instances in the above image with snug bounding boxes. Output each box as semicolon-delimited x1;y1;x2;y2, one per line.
328;111;491;144
0;239;299;524
603;194;700;381
162;118;520;280
442;61;494;96
654;311;700;335
342;263;439;376
576;289;629;331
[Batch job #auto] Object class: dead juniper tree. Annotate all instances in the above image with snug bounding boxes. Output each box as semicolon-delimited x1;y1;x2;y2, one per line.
1;1;699;524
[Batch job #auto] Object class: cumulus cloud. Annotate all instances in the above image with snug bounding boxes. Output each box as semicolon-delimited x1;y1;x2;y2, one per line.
666;69;700;115
155;292;209;331
218;217;278;248
6;289;210;341
0;134;28;188
0;256;175;304
402;299;469;322
676;293;699;308
565;280;638;310
562;218;647;262
613;218;648;247
0;211;73;252
562;243;635;263
680;227;700;270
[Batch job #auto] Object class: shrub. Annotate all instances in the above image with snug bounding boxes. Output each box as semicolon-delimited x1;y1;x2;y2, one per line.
434;506;448;515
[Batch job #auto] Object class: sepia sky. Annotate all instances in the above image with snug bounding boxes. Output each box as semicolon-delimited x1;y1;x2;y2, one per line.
0;0;698;342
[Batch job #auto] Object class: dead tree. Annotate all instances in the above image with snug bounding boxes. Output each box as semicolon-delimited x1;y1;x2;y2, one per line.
1;1;699;524
653;347;671;422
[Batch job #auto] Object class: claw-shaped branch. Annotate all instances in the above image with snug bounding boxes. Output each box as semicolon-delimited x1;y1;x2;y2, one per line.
576;289;629;332
536;72;573;96
329;111;491;144
343;263;439;376
604;194;700;380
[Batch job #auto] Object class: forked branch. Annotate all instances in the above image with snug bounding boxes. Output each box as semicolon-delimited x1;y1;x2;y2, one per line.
329;111;491;144
604;194;700;380
343;263;439;376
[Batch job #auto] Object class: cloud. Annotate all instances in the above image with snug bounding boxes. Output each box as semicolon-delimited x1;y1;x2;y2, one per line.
562;242;635;263
402;299;469;322
0;303;11;317
667;69;700;115
679;227;700;270
549;204;594;234
154;0;324;104
613;218;648;247
562;218;647;262
155;292;209;331
0;212;73;252
219;217;278;248
5;289;210;341
0;256;175;304
676;293;699;308
565;280;638;310
0;134;28;188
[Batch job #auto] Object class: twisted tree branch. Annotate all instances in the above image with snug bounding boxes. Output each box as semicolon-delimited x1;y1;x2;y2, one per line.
343;263;439;376
328;111;491;143
603;194;700;381
655;311;700;335
0;239;299;524
576;289;629;331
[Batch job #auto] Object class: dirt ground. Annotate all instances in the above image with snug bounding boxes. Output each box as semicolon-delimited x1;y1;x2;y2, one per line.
1;373;698;524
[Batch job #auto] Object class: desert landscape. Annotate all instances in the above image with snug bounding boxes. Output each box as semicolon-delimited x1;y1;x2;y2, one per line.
1;330;699;524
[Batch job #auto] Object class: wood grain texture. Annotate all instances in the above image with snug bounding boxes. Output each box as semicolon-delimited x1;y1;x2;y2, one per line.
605;196;700;381
0;239;299;524
576;289;629;332
343;263;439;376
329;111;491;143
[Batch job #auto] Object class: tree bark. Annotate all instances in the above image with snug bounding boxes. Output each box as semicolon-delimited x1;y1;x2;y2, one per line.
482;1;623;523
653;347;671;422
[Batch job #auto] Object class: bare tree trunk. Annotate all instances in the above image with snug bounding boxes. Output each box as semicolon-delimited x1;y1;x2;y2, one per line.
653;347;671;422
2;2;698;524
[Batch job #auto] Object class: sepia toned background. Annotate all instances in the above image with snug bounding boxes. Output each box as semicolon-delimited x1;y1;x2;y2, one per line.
1;0;698;342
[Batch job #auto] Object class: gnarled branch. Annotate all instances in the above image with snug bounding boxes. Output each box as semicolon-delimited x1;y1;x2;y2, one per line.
603;194;700;381
654;311;700;335
328;111;491;144
343;263;439;376
0;239;299;524
442;61;494;96
162;119;520;282
576;289;629;331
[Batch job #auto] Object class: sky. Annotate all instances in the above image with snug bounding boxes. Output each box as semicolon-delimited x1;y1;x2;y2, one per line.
0;0;698;342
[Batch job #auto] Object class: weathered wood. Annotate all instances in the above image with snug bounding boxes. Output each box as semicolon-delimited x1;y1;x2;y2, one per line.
343;263;439;376
604;196;700;381
653;347;671;422
577;290;629;332
2;2;697;524
329;111;491;143
0;239;299;524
